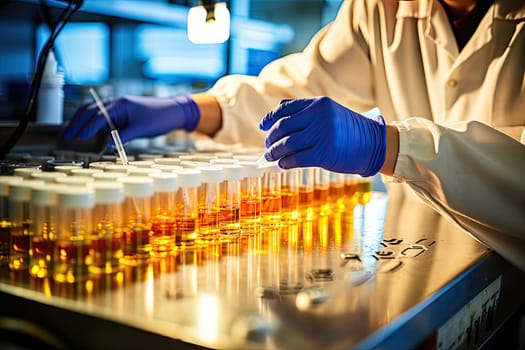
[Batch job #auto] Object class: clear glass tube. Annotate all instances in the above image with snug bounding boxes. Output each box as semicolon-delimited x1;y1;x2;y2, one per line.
89;181;125;274
53;186;95;284
299;168;315;221
197;166;223;241
0;176;22;266
314;168;330;216
329;171;346;212
281;168;300;222
118;176;154;266
261;165;282;226
238;162;263;235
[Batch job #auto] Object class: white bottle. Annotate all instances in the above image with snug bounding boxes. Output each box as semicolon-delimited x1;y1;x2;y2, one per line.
37;51;64;125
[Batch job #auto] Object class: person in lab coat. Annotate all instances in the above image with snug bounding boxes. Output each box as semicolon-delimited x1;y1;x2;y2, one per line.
64;0;525;270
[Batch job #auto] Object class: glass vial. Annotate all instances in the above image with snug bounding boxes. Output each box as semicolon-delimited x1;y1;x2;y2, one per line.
89;181;125;274
314;168;330;216
281;168;300;222
299;168;315;221
118;176;154;266
150;172;178;256
53;186;95;283
237;162;263;234
173;169;201;248
197;166;223;241
261;165;282;226
29;184;61;278
219;164;243;237
0;176;22;266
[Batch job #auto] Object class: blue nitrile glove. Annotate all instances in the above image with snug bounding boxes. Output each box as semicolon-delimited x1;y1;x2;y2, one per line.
63;94;200;147
259;97;386;177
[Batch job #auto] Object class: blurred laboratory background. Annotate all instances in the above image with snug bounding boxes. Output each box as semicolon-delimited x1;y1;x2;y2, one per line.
0;0;344;124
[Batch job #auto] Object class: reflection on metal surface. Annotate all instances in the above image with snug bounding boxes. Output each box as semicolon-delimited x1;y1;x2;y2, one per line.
0;192;513;350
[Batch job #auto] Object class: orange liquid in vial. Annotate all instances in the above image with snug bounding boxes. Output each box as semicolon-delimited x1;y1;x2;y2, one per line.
175;217;198;247
30;236;55;278
219;206;241;235
122;225;151;265
299;188;314;205
9;226;29;270
261;193;281;224
0;221;11;260
53;239;93;283
356;180;372;205
151;219;176;254
90;236;124;274
198;208;220;239
240;199;261;232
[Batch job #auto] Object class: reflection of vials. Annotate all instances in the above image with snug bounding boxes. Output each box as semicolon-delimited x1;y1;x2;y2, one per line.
237;162;263;234
53;187;95;284
150;173;178;256
174;169;201;248
29;184;61;278
219;165;243;237
261;165;282;226
9;180;45;272
89;181;125;274
197;166;223;241
118;176;154;266
0;176;23;266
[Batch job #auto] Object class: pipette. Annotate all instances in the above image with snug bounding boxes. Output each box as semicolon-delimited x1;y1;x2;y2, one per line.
88;88;129;165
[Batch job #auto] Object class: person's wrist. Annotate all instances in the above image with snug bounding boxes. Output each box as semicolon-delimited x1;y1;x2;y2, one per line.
379;124;399;176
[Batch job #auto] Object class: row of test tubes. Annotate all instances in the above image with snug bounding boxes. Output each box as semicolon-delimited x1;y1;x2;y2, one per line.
0;151;373;286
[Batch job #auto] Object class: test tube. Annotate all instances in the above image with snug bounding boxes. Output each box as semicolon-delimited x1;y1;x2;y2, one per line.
219;164;243;237
29;184;61;278
197;166;223;241
237;161;263;234
329;171;346;212
118;176;154;266
314;168;330;216
53;186;95;283
0;176;23;266
281;168;300;222
8;180;45;273
89;181;125;274
261;165;282;226
173;169;201;248
150;172;178;255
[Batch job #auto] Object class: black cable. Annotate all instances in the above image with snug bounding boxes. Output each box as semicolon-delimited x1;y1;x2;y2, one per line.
0;0;83;158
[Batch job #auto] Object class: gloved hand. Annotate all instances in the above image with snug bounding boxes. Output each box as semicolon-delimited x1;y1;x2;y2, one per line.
259;97;386;177
63;94;200;147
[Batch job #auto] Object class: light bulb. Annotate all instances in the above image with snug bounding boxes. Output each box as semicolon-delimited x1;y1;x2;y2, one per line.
187;2;230;44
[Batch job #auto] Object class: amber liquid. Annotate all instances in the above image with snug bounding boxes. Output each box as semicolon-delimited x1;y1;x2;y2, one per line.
150;218;176;254
0;221;10;263
30;237;55;278
281;190;299;221
198;208;220;239
299;188;314;221
175;217;198;247
356;180;372;205
314;187;330;215
53;239;93;283
122;225;151;266
9;225;29;270
240;199;261;233
261;193;281;224
90;236;124;274
219;206;241;235
329;184;345;212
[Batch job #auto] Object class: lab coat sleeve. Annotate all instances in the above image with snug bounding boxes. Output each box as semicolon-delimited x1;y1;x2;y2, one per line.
208;0;376;146
391;118;525;270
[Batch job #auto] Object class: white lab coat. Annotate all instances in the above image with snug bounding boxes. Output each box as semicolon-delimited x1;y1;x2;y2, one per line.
207;0;525;270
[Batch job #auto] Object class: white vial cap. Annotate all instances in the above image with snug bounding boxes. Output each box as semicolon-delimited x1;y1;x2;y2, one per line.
118;176;154;198
9;180;46;202
88;181;124;204
70;168;103;176
180;161;209;169
92;172;126;182
153;157;181;166
262;164;283;174
233;155;260;162
0;176;23;196
151;164;182;173
127;167;162;177
213;152;233;158
150;172;178;192
31;171;67;182
198;166;224;183
238;161;264;178
209;158;239;165
88;161;116;170
174;169;201;188
222;164;244;181
105;164;137;173
31;184;63;206
56;176;94;185
57;186;95;209
13;168;41;179
54;165;83;174
129;160;155;168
